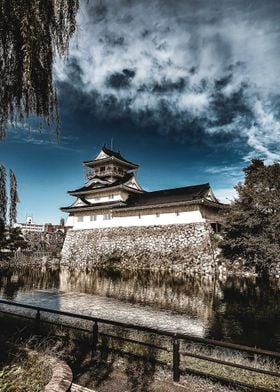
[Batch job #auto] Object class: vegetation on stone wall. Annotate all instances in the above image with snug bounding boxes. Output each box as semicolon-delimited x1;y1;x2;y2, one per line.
23;230;65;256
221;159;280;274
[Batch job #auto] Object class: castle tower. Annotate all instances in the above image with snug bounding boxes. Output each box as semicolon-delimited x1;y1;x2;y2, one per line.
84;145;139;182
61;146;144;227
61;145;226;230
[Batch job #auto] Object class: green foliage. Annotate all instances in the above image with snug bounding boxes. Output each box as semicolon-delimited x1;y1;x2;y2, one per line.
0;219;5;249
221;159;280;273
0;164;22;256
0;163;7;225
9;169;19;226
0;227;28;257
6;227;28;252
0;0;79;138
0;348;51;392
0;163;19;227
23;230;65;255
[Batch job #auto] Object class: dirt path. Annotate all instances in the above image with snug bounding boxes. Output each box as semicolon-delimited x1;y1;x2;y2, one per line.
73;354;234;392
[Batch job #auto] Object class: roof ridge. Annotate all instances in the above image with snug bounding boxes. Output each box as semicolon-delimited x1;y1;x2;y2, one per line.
83;146;139;168
131;183;210;197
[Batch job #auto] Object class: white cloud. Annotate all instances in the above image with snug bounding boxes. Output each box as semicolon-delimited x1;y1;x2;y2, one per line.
55;0;280;162
214;187;238;203
244;100;280;162
205;165;243;176
177;93;209;114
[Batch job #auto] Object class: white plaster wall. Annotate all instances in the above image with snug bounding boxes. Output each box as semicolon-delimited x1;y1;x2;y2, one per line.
85;190;131;204
66;210;205;230
66;215;75;227
86;194;122;203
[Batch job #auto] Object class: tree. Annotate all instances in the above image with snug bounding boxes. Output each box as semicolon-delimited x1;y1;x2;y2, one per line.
0;163;19;227
6;227;27;252
0;165;23;257
0;163;7;225
0;0;79;138
9;169;19;226
0;218;5;248
221;159;280;273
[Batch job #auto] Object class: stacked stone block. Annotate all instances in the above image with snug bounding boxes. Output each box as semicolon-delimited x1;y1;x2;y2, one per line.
61;223;216;273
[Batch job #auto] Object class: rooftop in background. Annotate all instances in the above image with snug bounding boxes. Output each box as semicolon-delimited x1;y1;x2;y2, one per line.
84;145;139;169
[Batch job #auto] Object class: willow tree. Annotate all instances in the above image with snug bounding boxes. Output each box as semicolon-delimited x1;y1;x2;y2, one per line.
0;163;7;225
0;0;79;138
9;169;19;226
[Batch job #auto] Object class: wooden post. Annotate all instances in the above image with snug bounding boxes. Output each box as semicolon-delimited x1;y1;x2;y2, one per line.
92;321;98;354
34;309;40;332
173;336;180;382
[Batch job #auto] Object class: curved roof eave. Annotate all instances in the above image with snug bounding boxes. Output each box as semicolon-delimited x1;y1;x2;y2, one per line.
83;155;139;169
68;183;145;196
61;198;228;214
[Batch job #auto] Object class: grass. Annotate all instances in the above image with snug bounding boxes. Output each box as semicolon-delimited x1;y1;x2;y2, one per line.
180;341;280;390
92;331;280;391
0;312;279;391
0;341;52;392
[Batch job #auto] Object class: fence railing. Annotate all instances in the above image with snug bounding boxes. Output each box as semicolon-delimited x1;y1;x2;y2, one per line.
0;299;279;391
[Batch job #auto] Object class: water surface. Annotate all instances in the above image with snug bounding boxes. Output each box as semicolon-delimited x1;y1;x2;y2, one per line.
0;266;279;351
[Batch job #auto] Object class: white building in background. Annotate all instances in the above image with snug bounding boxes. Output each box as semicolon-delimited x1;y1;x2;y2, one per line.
14;216;44;233
61;146;227;230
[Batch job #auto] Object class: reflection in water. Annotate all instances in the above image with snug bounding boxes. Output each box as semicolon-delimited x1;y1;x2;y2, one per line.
0;266;279;350
59;268;222;322
0;266;60;300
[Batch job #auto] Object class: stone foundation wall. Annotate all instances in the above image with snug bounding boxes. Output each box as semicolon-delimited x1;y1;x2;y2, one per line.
61;223;217;273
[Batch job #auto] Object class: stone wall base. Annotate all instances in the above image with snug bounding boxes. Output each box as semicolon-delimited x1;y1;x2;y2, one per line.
61;223;217;273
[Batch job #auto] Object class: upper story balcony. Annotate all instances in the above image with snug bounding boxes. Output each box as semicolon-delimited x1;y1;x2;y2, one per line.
86;165;127;180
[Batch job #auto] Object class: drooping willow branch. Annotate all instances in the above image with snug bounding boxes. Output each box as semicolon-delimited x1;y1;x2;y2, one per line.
0;0;79;139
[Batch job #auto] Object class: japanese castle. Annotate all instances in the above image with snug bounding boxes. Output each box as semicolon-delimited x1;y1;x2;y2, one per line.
61;146;226;230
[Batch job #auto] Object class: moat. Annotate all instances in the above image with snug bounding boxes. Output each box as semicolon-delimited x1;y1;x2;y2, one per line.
0;265;279;351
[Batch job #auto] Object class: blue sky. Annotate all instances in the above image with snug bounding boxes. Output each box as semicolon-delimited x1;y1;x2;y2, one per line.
1;0;280;224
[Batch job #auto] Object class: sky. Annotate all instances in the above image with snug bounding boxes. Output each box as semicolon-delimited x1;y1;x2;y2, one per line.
1;0;280;224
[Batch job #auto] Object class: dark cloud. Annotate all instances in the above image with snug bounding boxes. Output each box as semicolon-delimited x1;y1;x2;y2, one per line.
100;34;126;47
55;0;280;161
209;86;251;127
90;2;108;22
106;68;136;89
215;75;233;91
65;57;84;87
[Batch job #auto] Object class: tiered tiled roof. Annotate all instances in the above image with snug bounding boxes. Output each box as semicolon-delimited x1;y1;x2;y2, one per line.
61;183;227;213
68;173;142;195
84;146;139;169
124;183;212;207
61;146;227;215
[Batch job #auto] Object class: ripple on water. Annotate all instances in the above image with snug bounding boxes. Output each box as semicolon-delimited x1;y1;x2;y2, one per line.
14;289;205;337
